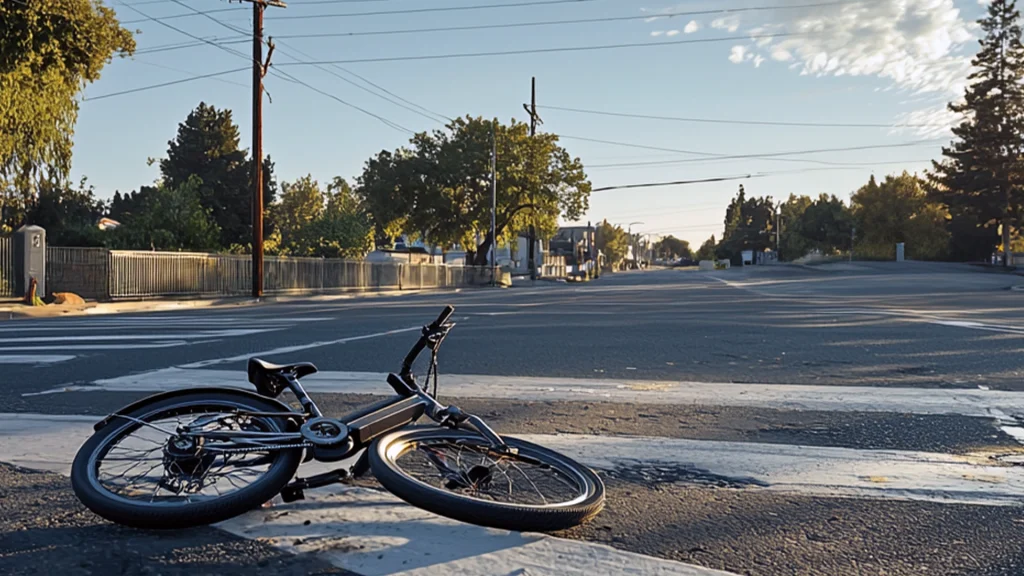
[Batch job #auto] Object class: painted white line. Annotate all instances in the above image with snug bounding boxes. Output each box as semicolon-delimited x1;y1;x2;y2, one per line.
0;414;738;576
48;368;1024;420
518;433;1024;507
1;342;190;351
0;354;76;364
0;329;273;343
2;413;1022;507
179;326;421;369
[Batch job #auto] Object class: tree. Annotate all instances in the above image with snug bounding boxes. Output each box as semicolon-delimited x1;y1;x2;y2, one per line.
595;220;629;268
106;177;221;251
852;172;950;260
159;103;276;249
356;116;591;263
778;194;814;261
796;194;853;254
930;0;1024;264
717;185;776;263
272;175;373;258
695;235;717;261
0;0;134;228
25;177;106;246
274;175;325;253
655;236;692;260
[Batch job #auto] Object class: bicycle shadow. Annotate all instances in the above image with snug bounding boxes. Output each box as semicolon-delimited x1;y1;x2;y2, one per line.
216;484;544;575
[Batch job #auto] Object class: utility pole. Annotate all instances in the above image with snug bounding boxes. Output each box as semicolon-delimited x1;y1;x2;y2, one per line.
241;0;285;298
490;123;497;286
522;77;543;281
850;225;856;263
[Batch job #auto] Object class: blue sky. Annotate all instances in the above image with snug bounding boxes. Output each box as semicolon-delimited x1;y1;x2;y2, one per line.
73;0;991;246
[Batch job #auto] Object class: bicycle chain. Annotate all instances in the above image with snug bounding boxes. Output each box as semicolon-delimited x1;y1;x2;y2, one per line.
205;442;313;455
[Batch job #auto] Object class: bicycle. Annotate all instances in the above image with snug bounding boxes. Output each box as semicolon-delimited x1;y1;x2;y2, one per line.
71;305;606;532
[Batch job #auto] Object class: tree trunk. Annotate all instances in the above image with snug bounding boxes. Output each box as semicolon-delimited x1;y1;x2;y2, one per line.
472;232;494;267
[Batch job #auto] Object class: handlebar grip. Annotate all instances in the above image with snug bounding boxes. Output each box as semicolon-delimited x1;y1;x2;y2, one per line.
430;305;455;329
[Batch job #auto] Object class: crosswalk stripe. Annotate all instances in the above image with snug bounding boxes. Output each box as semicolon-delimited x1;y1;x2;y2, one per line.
54;368;1024;421
0;354;75;364
0;329;272;343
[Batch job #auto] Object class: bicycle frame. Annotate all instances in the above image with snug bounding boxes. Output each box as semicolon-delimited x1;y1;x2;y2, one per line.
173;318;508;463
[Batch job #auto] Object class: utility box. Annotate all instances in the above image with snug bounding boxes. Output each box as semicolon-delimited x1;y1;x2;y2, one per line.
14;225;46;297
896;242;905;262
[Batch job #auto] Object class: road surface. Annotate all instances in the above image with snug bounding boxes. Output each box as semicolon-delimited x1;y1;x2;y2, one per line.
3;261;1024;576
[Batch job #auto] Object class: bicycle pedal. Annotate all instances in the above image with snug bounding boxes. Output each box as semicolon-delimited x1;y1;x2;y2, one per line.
280;485;305;503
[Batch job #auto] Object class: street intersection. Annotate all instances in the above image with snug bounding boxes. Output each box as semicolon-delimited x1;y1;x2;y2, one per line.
3;262;1024;575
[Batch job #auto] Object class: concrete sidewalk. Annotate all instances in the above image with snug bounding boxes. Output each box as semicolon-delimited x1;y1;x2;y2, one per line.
0;287;467;320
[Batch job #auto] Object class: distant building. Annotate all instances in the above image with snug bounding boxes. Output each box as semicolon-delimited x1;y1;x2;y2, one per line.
97;217;121;230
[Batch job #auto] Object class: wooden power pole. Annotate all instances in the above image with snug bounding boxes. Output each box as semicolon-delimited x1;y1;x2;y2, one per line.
241;0;285;298
522;77;543;281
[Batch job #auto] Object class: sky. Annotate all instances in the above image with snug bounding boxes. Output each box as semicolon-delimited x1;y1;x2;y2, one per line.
71;0;994;247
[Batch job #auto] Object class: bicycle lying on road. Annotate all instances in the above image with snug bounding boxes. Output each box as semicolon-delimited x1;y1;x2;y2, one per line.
71;305;605;532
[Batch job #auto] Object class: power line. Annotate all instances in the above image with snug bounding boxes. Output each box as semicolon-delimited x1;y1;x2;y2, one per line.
265;0;858;36
121;0;601;24
593;174;759;192
151;0;416;133
83;67;250;101
273;32;802;65
540;104;954;130
559;134;945;167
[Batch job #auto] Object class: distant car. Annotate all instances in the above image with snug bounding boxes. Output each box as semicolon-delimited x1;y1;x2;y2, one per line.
675;258;695;267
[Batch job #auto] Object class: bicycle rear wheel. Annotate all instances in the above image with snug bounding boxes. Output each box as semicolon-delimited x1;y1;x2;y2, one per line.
369;427;605;532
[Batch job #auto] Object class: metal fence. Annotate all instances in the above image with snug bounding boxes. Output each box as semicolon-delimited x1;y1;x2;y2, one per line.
47;246;110;301
98;250;488;300
0;237;13;297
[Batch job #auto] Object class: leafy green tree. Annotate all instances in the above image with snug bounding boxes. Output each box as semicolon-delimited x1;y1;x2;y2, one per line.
356;116;591;263
158;102;276;249
274;175;324;253
796;194;853;254
778;194;813;261
717;185;776;263
655;236;692;260
595;220;629;267
930;0;1024;264
695;235;717;261
272;175;373;258
852;172;950;260
106;177;221;251
25;177;106;246
0;0;134;230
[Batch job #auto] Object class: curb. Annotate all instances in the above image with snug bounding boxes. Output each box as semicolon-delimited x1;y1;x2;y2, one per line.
0;287;472;320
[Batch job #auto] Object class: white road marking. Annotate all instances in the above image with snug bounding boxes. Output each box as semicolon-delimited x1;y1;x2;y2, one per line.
1;413;1022;507
178;326;421;369
0;354;75;364
0;414;738;576
0;329;272;343
1;342;191;351
45;368;1024;420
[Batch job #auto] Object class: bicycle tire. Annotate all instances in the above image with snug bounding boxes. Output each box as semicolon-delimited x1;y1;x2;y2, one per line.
369;427;605;532
71;390;302;530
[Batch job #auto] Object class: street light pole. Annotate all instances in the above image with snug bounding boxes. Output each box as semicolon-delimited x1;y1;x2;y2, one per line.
490;123;497;286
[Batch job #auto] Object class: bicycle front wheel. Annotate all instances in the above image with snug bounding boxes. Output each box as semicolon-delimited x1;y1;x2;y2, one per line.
369;427;605;532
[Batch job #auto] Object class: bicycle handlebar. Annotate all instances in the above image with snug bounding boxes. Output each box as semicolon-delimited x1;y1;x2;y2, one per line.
399;305;455;379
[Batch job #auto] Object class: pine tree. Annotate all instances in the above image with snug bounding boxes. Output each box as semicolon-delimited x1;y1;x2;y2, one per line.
931;0;1024;264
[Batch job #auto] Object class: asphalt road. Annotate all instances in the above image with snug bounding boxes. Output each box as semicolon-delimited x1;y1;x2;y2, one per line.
3;261;1024;576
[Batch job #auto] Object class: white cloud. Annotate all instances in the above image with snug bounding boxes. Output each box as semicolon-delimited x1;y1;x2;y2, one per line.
719;0;975;97
684;20;700;34
754;54;766;68
711;16;741;33
666;29;681;37
891;104;963;138
729;45;748;63
650;30;665;37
